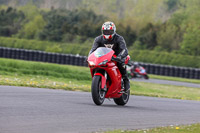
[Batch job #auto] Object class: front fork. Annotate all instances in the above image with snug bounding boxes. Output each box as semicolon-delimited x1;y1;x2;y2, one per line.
94;72;107;91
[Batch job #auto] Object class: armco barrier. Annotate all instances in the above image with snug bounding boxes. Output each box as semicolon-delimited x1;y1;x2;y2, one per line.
0;47;199;79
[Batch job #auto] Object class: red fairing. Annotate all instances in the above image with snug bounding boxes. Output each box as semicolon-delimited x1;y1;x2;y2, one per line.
88;49;114;66
104;65;122;98
134;68;140;73
135;67;147;75
87;47;123;98
94;73;106;89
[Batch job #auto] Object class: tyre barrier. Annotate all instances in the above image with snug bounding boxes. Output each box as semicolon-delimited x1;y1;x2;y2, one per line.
0;47;199;79
139;62;200;79
0;47;88;67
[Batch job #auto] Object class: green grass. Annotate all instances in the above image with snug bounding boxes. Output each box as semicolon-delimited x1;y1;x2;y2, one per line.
0;58;91;80
0;75;91;92
132;82;200;100
105;124;200;133
0;58;200;101
149;74;200;84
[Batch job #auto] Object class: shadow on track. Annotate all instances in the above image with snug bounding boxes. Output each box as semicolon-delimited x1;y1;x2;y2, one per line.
76;101;160;112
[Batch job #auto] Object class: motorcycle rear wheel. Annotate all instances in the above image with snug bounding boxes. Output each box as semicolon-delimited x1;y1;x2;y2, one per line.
91;75;105;105
114;90;130;106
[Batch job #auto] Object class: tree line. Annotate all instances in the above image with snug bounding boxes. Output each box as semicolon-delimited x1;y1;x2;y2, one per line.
0;4;200;56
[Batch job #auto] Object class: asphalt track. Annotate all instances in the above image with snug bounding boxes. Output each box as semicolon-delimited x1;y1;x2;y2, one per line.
0;86;200;133
132;78;200;88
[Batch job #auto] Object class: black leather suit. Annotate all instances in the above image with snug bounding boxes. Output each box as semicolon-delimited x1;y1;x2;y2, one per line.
89;34;129;78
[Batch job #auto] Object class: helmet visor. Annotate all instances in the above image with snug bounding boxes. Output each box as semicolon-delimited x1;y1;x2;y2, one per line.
103;30;114;35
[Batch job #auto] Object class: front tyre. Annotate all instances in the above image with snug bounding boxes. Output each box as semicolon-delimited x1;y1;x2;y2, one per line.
114;90;130;106
91;75;105;105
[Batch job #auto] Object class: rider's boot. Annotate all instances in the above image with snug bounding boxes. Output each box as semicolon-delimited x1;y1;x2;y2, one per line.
123;75;130;92
117;63;130;93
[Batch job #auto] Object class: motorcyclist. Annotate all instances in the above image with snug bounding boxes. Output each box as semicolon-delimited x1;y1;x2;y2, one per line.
89;21;130;92
133;62;139;70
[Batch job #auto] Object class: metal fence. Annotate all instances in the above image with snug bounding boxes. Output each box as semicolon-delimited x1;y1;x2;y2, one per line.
0;47;200;79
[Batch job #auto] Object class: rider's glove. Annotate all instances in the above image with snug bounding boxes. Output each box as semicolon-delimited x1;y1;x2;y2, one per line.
116;55;122;60
116;55;126;68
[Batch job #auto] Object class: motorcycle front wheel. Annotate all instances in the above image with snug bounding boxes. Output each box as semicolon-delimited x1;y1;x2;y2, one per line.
114;90;130;106
91;75;105;105
144;74;149;79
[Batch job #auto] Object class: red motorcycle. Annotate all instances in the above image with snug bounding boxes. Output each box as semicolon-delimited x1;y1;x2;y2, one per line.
127;62;149;79
87;47;131;106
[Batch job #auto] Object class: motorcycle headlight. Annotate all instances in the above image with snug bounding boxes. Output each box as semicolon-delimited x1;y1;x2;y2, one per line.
98;60;108;66
88;61;95;66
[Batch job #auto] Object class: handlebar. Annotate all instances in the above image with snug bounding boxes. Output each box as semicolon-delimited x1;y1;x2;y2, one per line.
111;56;123;63
111;57;132;66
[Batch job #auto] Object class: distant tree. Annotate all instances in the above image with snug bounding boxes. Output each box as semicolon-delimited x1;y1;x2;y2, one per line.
39;12;67;41
180;22;200;56
117;24;137;47
157;23;181;52
165;0;178;11
136;23;158;49
16;15;46;39
39;9;105;42
13;4;47;39
18;4;40;21
62;9;105;38
0;7;25;36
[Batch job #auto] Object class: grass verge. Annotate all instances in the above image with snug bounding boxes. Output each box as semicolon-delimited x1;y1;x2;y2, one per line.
149;74;200;84
1;73;200;101
0;58;200;101
105;123;200;133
